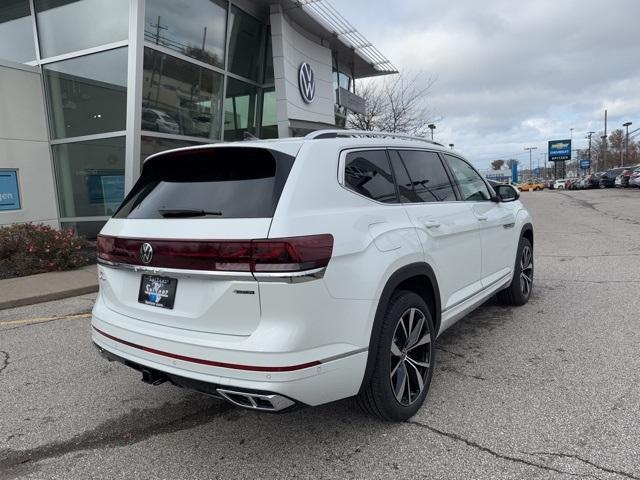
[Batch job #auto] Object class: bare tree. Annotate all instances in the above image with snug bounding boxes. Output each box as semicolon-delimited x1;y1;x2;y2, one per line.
506;159;519;169
348;73;438;137
491;159;505;171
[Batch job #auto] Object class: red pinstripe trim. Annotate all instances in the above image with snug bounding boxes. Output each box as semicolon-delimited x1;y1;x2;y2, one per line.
93;326;320;372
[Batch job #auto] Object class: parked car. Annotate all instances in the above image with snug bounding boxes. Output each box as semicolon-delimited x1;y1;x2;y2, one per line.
600;167;629;188
92;130;534;421
583;174;600;189
629;167;640;187
554;179;567;190
518;181;544;191
620;167;639;188
141;108;180;135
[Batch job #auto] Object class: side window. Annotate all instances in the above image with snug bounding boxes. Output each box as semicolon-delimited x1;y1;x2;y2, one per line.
390;150;457;202
444;154;491;202
343;150;398;203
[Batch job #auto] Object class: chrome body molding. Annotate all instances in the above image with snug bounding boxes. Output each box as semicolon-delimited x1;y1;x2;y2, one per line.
97;258;326;283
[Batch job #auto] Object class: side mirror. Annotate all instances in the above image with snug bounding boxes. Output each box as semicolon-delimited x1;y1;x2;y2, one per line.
494;184;520;202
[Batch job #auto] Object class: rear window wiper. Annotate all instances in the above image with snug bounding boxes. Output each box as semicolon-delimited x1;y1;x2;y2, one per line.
158;209;223;218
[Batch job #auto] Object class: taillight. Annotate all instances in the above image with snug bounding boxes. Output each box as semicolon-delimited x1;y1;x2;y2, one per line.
253;235;333;272
97;234;333;273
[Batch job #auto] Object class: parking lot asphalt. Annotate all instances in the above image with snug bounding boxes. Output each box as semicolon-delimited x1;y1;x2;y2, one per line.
1;188;640;480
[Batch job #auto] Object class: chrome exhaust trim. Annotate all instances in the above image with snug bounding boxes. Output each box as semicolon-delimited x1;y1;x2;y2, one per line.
216;388;295;412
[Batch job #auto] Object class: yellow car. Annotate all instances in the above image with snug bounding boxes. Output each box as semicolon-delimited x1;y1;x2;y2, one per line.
517;181;544;191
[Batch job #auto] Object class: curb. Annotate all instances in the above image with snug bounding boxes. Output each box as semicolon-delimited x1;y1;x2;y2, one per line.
0;285;98;310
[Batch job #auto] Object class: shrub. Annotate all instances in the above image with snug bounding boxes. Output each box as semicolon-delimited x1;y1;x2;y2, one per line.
0;223;94;279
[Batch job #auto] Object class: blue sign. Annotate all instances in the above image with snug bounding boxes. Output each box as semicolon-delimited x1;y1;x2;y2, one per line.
511;162;518;184
534;167;541;176
0;170;21;211
548;139;572;162
580;159;591;170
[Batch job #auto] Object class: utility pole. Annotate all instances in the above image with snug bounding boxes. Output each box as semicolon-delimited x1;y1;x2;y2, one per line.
586;131;595;172
623;122;632;165
524;147;537;181
603;109;608;169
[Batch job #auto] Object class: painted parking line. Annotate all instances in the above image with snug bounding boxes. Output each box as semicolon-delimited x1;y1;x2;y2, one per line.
0;312;91;327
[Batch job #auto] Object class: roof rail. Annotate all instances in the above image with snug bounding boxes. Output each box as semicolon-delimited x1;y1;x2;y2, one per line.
304;129;445;147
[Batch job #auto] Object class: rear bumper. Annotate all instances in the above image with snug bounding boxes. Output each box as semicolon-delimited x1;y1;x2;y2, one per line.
91;302;369;406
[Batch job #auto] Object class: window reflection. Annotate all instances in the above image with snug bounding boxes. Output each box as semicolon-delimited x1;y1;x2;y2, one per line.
35;0;128;58
43;48;128;139
224;78;258;141
145;0;227;68
0;0;36;63
261;87;277;139
142;48;224;139
228;6;265;82
52;137;125;218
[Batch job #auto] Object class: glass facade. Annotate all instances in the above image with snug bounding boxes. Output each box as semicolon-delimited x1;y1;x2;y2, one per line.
0;0;36;63
228;6;266;83
43;48;128;139
142;48;224;139
34;0;129;58
224;78;259;141
2;0;346;238
145;0;227;68
52;136;125;218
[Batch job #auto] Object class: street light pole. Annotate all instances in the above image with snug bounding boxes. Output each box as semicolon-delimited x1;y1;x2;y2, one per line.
623;122;632;165
449;143;454;150
427;124;436;141
524;147;537;181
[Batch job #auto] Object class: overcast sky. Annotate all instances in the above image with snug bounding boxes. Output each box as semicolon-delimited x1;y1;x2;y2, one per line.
337;0;640;169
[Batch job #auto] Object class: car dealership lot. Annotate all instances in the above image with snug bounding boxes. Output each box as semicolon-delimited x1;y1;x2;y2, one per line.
2;189;640;480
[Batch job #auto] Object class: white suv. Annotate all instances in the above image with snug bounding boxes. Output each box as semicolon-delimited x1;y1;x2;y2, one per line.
92;130;534;421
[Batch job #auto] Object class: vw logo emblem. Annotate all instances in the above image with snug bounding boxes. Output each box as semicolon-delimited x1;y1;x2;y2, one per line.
140;243;153;264
298;62;315;103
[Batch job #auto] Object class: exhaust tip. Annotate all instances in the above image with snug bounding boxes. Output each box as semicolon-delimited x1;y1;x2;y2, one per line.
216;388;295;412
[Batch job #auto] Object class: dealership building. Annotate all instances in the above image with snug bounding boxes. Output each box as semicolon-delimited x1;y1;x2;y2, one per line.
0;0;395;237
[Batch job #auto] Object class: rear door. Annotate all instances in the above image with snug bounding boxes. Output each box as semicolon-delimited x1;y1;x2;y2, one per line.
97;146;296;336
442;154;516;288
389;149;483;311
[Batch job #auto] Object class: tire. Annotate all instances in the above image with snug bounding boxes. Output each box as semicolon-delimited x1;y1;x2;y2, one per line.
498;236;533;306
356;291;435;421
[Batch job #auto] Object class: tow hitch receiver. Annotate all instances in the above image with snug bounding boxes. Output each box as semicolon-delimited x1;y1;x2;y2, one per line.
141;367;167;386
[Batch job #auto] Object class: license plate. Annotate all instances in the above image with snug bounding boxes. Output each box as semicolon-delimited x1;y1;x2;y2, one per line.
138;275;178;309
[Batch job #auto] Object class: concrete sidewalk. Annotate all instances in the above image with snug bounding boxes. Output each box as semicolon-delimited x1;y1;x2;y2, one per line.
0;264;98;310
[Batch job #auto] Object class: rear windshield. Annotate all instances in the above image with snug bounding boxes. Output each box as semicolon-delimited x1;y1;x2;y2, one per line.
114;147;295;219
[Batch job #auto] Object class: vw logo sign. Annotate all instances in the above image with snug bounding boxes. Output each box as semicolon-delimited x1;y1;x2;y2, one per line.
140;243;153;264
298;62;315;103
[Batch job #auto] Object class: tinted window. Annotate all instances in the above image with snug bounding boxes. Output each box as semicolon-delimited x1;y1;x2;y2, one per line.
444;154;491;201
344;150;398;203
114;147;294;219
228;6;265;82
390;150;456;202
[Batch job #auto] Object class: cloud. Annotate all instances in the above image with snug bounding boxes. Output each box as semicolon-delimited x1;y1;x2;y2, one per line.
337;0;640;167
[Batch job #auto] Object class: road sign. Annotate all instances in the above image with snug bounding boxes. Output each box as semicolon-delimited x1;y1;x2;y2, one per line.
548;139;572;162
580;159;591;170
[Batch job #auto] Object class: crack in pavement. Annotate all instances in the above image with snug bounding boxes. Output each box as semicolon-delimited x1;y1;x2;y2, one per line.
405;420;603;479
0;394;234;478
0;350;8;374
521;451;640;480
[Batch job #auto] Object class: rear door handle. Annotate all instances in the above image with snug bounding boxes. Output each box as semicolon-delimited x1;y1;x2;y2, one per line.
476;215;488;221
423;220;441;229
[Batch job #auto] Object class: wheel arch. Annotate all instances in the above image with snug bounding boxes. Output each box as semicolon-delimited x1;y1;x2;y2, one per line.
521;222;534;247
358;262;441;394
